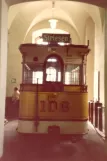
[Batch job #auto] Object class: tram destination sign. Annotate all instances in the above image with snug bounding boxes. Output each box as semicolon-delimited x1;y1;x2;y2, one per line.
42;33;71;43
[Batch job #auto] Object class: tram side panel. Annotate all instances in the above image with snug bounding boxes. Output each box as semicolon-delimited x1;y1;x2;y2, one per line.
18;90;88;134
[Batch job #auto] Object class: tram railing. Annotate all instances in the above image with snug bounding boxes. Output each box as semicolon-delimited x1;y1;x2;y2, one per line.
88;100;104;133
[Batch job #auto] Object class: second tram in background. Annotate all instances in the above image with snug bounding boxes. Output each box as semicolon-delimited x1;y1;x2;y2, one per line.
17;33;90;138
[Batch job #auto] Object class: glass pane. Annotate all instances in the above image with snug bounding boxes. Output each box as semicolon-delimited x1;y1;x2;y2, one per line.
65;64;80;85
58;72;61;82
46;67;56;81
47;58;57;62
46;57;61;82
32;71;43;84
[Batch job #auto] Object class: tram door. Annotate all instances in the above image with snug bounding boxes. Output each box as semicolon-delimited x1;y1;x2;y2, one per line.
45;56;62;82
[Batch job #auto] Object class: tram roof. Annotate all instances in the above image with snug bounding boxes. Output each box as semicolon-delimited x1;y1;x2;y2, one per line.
19;43;90;55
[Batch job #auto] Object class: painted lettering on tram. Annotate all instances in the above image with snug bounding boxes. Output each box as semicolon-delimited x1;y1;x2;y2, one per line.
40;101;70;112
48;101;57;112
61;101;69;112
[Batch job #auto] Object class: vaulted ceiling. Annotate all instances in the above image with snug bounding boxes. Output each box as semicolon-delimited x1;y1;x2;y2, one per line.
6;0;107;8
8;1;104;45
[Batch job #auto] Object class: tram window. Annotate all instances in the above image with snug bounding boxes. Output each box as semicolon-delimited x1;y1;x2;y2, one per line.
45;57;61;82
23;65;32;83
32;71;43;84
47;58;57;62
65;65;80;85
58;72;61;81
65;72;70;85
46;67;61;82
24;71;32;83
46;67;56;82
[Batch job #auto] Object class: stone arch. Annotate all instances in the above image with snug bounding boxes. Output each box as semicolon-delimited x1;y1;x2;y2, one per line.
23;20;81;44
6;0;105;7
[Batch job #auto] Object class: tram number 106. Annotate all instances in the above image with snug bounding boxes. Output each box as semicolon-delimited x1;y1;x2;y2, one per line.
40;101;70;112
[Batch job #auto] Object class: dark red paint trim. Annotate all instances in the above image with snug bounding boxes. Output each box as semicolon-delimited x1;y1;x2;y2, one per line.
18;118;88;121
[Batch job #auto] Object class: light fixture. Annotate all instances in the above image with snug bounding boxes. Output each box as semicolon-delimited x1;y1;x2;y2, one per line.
49;1;58;29
49;19;58;29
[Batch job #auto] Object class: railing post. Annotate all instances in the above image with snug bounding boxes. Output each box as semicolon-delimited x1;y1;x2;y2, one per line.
91;101;94;124
88;101;91;121
89;100;103;133
35;78;39;132
98;103;103;131
94;101;98;128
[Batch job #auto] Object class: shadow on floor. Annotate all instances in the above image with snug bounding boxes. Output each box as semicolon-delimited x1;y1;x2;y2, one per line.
1;120;107;161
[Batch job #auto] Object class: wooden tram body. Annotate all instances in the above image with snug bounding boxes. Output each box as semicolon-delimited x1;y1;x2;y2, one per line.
18;38;90;135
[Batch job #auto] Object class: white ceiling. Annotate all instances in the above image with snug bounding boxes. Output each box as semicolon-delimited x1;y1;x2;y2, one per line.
6;0;107;8
8;1;104;45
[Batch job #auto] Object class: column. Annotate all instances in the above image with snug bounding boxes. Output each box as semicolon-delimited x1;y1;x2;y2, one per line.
104;9;107;137
0;0;8;158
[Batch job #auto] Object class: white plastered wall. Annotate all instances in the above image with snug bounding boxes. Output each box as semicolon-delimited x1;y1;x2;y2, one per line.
85;17;95;101
94;22;104;105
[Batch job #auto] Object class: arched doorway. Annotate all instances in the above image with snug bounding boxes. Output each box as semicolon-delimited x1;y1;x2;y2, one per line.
43;54;64;83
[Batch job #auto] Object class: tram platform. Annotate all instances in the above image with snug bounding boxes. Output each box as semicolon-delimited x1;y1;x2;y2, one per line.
1;120;107;161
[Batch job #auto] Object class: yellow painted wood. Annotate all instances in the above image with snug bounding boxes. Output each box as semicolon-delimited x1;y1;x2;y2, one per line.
19;91;88;120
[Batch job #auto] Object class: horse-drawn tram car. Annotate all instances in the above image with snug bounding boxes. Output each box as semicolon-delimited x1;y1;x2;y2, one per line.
17;33;90;141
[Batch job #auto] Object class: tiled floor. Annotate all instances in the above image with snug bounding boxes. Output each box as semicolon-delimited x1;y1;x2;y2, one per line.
1;120;107;161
